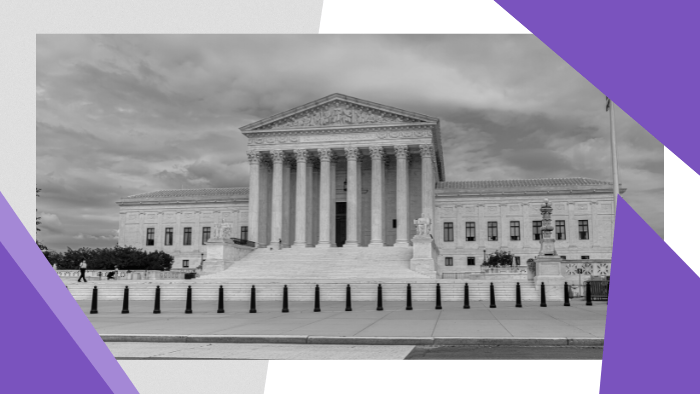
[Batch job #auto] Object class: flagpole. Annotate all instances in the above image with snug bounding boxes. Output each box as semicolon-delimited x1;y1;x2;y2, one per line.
608;99;620;214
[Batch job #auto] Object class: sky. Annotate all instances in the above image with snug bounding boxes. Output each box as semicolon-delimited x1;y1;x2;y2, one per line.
36;35;663;251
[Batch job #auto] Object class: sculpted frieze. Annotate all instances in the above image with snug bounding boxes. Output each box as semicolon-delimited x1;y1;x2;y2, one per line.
254;100;422;130
247;128;433;146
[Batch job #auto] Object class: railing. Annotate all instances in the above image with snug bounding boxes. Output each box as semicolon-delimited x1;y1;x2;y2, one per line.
231;238;256;248
480;265;528;274
588;280;610;301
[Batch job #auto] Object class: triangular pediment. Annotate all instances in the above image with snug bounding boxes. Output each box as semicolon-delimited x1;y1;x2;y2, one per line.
240;93;438;132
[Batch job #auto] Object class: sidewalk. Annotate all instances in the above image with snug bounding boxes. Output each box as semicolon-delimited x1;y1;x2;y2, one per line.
79;298;606;345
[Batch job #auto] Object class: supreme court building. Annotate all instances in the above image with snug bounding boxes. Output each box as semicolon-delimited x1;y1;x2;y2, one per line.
117;94;618;278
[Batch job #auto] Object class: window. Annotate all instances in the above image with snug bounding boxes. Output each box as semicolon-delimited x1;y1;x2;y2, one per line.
515;256;521;266
146;228;154;246
556;220;566;240
510;221;521;241
182;259;189;268
443;222;454;242
165;228;173;246
488;221;498;241
533;221;542;240
445;257;453;266
578;220;589;240
183;227;192;245
465;222;476;241
467;257;475;266
561;255;567;260
202;227;211;245
581;255;590;260
241;226;248;241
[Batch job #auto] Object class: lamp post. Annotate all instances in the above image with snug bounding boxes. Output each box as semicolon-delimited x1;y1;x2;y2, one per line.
483;249;487;265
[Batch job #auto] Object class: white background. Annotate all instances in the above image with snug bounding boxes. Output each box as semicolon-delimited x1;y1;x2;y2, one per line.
2;0;691;393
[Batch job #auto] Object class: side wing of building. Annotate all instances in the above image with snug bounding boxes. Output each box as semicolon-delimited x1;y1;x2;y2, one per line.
433;178;619;275
116;188;249;270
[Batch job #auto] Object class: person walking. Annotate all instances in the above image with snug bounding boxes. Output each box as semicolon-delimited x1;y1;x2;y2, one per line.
78;260;88;282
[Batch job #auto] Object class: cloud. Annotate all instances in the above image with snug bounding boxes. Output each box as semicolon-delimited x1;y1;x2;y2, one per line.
36;35;664;250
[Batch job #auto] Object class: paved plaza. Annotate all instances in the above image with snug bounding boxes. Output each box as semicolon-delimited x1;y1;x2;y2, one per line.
78;298;606;339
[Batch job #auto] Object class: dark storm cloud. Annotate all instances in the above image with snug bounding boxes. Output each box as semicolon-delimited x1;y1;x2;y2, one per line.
36;35;664;250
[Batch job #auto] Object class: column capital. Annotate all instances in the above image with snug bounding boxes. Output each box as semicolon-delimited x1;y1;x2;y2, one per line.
271;150;285;164
318;148;335;162
368;146;385;160
247;150;262;164
344;146;361;161
283;154;295;166
294;149;309;163
394;145;409;159
419;144;434;159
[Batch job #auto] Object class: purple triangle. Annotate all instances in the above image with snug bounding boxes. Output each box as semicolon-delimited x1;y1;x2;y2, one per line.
494;0;700;176
601;197;700;392
0;193;138;393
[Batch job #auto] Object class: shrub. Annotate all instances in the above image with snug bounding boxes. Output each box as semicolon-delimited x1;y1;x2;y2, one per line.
45;245;173;271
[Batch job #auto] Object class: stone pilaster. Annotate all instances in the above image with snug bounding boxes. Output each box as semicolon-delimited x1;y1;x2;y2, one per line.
293;149;308;248
419;144;435;223
394;145;410;247
344;147;360;247
369;146;385;247
269;150;285;249
317;148;334;248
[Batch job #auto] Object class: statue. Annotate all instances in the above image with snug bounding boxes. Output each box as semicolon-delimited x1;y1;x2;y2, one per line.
413;213;432;237
538;198;558;256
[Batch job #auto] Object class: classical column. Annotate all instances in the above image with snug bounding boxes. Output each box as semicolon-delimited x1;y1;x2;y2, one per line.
306;157;315;247
246;151;261;247
419;144;435;223
369;146;385;247
344;147;360;247
356;154;364;245
330;155;338;247
394;145;410;247
293;149;308;248
282;155;293;248
317;148;334;248
269;150;285;249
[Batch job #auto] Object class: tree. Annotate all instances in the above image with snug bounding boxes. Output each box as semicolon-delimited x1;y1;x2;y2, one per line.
483;250;514;267
47;245;174;271
36;188;41;231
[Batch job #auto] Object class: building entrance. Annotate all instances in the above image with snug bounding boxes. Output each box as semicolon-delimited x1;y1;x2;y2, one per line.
336;202;347;247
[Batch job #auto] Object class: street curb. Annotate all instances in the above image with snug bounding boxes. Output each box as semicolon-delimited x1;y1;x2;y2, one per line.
100;334;603;347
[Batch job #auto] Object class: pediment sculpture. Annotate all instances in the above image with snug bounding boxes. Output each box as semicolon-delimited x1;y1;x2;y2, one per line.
255;100;423;130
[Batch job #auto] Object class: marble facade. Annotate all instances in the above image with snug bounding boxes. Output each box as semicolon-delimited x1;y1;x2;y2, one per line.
117;94;619;274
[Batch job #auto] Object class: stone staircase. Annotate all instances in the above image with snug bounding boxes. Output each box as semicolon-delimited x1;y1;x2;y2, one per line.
66;280;559;302
204;246;429;280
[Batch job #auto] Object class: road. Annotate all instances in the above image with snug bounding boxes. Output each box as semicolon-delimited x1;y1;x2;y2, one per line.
106;343;603;360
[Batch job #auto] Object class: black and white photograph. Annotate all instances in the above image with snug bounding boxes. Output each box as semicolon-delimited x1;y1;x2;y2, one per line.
36;35;663;361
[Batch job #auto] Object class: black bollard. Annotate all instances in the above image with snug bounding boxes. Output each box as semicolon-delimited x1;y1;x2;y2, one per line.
564;282;570;307
217;285;225;314
377;284;384;311
435;283;442;310
406;283;413;311
345;284;352;312
89;286;98;314
249;285;257;313
282;285;289;313
153;286;161;314
185;286;193;314
489;282;496;308
515;282;522;308
313;284;321;312
586;282;593;306
540;282;547;307
463;283;470;309
121;286;129;314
